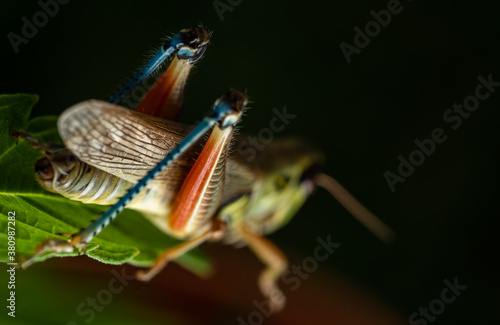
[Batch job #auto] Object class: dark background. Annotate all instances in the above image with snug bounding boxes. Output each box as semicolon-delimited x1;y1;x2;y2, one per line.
1;0;499;324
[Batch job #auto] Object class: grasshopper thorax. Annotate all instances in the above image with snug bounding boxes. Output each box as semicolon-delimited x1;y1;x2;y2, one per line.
251;138;324;229
221;137;324;243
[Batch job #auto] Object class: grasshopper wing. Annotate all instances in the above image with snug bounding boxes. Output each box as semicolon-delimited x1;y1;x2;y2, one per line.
58;100;196;189
59;99;256;207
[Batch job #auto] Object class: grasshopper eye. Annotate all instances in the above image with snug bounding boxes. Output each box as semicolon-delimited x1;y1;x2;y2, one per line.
275;175;290;190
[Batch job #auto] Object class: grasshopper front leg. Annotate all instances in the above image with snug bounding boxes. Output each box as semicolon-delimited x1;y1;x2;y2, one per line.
238;225;288;312
135;220;225;281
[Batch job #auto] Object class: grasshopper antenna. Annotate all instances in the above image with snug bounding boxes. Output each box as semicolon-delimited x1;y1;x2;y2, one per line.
315;173;395;243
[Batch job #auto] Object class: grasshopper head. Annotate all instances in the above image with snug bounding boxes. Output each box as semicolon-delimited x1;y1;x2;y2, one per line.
239;136;394;243
243;137;325;234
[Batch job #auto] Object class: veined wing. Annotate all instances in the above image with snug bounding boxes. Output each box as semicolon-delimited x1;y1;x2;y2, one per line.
58;100;196;187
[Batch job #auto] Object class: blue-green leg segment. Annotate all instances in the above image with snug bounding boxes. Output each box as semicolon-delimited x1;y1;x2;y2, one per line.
108;26;209;105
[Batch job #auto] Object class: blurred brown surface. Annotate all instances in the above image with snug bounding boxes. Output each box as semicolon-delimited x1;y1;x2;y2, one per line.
31;243;405;325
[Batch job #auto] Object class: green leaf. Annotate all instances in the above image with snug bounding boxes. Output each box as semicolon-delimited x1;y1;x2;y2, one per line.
0;94;212;277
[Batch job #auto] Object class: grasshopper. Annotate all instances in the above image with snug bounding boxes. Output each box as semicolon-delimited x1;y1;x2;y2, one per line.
16;26;393;312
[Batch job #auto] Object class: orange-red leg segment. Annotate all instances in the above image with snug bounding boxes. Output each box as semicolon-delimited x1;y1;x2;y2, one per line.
136;56;192;120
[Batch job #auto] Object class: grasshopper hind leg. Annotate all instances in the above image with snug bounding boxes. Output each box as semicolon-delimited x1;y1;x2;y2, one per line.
134;91;247;279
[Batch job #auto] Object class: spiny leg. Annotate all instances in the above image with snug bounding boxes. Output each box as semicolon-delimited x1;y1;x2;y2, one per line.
238;225;288;313
134;27;209;119
136;55;194;120
167;117;239;236
109;26;209;105
136;92;247;280
22;90;247;267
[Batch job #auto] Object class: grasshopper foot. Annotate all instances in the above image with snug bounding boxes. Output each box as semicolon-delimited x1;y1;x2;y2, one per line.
68;234;91;255
21;238;75;269
135;255;171;282
135;268;159;282
21;232;93;269
258;273;286;313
